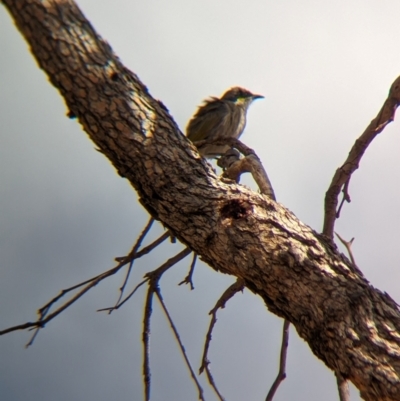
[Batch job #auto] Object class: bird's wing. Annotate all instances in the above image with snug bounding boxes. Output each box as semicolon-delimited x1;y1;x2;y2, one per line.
186;98;228;142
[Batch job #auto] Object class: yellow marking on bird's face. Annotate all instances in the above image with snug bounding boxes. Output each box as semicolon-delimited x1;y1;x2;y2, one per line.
234;97;248;105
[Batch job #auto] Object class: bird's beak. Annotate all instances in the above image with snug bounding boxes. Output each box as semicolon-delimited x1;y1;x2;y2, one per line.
252;94;264;100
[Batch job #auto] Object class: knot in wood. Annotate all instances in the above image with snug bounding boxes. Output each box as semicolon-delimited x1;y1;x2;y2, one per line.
220;199;251;220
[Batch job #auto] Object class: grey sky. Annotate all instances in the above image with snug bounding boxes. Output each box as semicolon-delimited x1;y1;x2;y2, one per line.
1;1;400;400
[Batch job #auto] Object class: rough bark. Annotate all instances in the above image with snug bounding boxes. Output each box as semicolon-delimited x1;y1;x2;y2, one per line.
3;1;400;400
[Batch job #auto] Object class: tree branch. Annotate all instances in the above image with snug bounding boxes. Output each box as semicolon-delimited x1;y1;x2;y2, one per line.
323;82;400;239
0;229;169;339
200;278;245;401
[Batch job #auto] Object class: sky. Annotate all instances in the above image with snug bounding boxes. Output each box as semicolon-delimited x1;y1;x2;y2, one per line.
1;1;400;400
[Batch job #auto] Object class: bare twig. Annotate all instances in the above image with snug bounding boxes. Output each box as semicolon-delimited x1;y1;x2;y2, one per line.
336;178;351;219
97;279;148;312
143;280;154;401
155;286;205;400
103;247;192;313
112;217;154;310
265;319;290;401
0;229;170;342
335;232;362;282
178;253;197;289
141;248;192;401
146;248;192;280
323;76;400;239
200;278;245;401
24;274;108;347
335;232;356;267
115;229;170;263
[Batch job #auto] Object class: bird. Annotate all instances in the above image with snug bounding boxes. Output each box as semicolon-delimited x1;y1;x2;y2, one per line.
186;87;264;158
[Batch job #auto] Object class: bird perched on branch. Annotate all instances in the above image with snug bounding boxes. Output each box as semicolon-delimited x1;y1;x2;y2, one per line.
186;86;264;158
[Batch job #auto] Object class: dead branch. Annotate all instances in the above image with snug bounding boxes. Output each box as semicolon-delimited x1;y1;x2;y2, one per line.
97;279;148;313
143;278;153;401
200;278;245;401
335;232;356;267
155;286;205;400
178;253;197;290
323;78;400;239
336;177;352;219
0;229;169;340
265;319;290;401
115;231;170;263
145;248;192;280
113;217;154;309
141;248;192;401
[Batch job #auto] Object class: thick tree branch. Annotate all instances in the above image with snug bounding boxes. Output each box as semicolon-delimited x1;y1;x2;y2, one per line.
3;1;400;400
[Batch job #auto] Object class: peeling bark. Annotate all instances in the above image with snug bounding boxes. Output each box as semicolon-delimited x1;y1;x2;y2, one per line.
3;1;400;399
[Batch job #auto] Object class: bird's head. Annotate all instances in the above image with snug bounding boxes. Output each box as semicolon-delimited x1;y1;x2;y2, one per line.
221;87;264;107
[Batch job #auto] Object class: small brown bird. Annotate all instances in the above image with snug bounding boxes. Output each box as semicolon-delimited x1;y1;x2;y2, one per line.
186;87;264;158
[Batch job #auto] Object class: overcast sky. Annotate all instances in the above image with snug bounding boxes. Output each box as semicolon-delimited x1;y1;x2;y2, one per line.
1;1;400;400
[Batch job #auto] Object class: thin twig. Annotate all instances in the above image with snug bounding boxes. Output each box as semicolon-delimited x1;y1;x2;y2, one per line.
335;232;362;279
24;274;108;346
200;279;245;401
335;232;356;266
265;319;290;401
100;247;192;313
0;229;171;342
115;229;169;263
143;281;154;401
336;178;351;218
112;218;154;310
178;253;197;289
97;279;148;312
145;248;192;280
155;286;205;401
141;248;192;401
